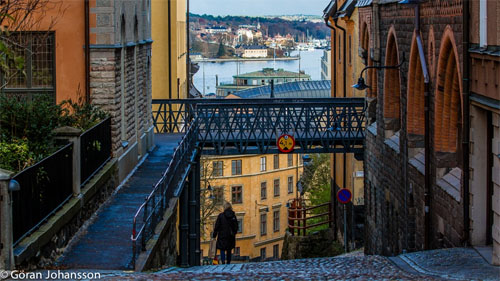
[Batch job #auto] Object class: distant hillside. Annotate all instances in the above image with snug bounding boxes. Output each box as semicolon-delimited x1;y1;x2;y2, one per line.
190;13;330;40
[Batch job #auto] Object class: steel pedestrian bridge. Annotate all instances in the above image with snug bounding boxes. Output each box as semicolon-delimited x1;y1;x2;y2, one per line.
58;98;366;270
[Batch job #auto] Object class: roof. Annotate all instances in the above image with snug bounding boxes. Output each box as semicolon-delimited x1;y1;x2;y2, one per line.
336;0;356;19
232;80;331;99
242;45;267;50
234;68;311;79
356;0;372;7
323;0;338;21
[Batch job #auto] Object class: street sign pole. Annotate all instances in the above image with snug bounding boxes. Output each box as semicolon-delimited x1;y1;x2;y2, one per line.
337;188;352;253
344;204;347;253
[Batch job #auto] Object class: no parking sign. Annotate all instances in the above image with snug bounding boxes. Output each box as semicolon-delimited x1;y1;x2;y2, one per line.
337;188;352;204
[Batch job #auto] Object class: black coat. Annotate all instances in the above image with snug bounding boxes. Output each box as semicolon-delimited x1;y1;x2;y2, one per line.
213;209;238;250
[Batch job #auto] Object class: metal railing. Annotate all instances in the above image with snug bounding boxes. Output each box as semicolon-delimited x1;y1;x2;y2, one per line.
288;201;333;236
80;117;112;186
131;116;199;268
152;98;366;155
12;143;73;245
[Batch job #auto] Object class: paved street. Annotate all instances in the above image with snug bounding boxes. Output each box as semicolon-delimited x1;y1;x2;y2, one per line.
103;253;447;281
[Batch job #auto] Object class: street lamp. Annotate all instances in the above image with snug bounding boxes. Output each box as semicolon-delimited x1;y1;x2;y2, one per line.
202;184;215;200
352;52;406;91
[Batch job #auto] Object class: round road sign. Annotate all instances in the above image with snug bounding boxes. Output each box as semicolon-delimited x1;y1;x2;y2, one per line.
337;188;352;204
277;134;295;153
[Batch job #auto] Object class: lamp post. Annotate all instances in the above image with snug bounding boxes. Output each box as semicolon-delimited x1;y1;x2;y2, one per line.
352;52;406;91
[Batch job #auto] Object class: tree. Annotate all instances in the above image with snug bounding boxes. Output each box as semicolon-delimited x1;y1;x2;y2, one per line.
303;154;331;206
0;0;63;90
200;156;225;240
216;40;225;58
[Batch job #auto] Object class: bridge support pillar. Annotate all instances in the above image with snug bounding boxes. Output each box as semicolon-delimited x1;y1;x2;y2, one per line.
179;183;189;267
188;159;199;266
194;156;201;265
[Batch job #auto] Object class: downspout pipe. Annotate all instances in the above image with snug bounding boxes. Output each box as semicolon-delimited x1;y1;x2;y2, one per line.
186;0;190;98
84;0;90;103
462;0;470;247
413;3;432;250
334;15;348;248
168;0;172;99
325;18;337;239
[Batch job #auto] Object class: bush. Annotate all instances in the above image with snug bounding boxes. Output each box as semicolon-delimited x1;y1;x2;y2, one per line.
0;93;108;172
0;95;63;159
59;93;108;131
0;138;35;172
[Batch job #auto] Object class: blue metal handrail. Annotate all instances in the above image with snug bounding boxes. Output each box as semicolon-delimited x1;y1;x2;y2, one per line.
131;116;199;268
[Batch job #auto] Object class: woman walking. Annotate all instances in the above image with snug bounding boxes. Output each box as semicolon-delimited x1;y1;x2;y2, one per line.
213;201;238;264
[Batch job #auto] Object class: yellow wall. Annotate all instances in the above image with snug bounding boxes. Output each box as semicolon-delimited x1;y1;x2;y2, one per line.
151;0;187;100
201;154;303;259
329;3;365;205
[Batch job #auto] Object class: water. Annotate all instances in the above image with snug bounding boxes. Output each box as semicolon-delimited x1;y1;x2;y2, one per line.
193;49;325;95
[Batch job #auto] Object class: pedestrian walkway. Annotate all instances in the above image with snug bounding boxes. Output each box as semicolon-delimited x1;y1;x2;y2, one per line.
56;134;182;270
390;247;499;281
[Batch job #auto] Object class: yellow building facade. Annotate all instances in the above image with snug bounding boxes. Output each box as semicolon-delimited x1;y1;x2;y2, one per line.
328;0;365;206
151;0;187;100
201;154;303;260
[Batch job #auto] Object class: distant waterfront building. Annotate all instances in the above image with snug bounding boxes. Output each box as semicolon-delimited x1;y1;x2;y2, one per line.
216;68;312;97
205;26;230;34
189;52;203;60
320;49;331;80
239;45;268;58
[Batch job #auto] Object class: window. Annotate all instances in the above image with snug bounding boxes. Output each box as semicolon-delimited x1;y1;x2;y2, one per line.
300;154;303;165
274;179;280;197
260;156;267;171
235;247;240;256
287;154;293;167
287;176;293;194
213;161;223;177
273;244;279;259
273;155;280;169
1;32;55;100
231;160;242;175
260;247;266;259
237;218;243;233
260;213;267;235
261;182;267;200
273;210;280;232
213;186;224;205
232;186;242;204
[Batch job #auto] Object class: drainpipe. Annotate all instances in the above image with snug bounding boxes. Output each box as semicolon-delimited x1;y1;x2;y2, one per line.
412;3;431;250
168;0;173;99
325;18;338;239
186;0;190;99
462;0;470;247
84;0;90;103
334;17;348;246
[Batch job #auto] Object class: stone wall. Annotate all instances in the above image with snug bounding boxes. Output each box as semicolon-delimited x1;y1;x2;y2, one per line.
363;0;465;256
281;229;342;260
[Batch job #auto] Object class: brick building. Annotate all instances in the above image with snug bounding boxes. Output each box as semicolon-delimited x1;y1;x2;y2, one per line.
357;0;499;265
89;0;154;182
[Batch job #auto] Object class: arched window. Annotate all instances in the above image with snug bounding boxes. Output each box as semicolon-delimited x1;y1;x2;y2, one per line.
383;28;401;132
434;30;461;154
407;32;425;141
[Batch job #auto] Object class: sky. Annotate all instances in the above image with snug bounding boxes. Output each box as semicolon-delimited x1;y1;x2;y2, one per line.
189;0;330;17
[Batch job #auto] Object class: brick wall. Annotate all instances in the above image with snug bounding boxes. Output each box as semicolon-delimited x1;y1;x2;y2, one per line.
364;0;465;256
